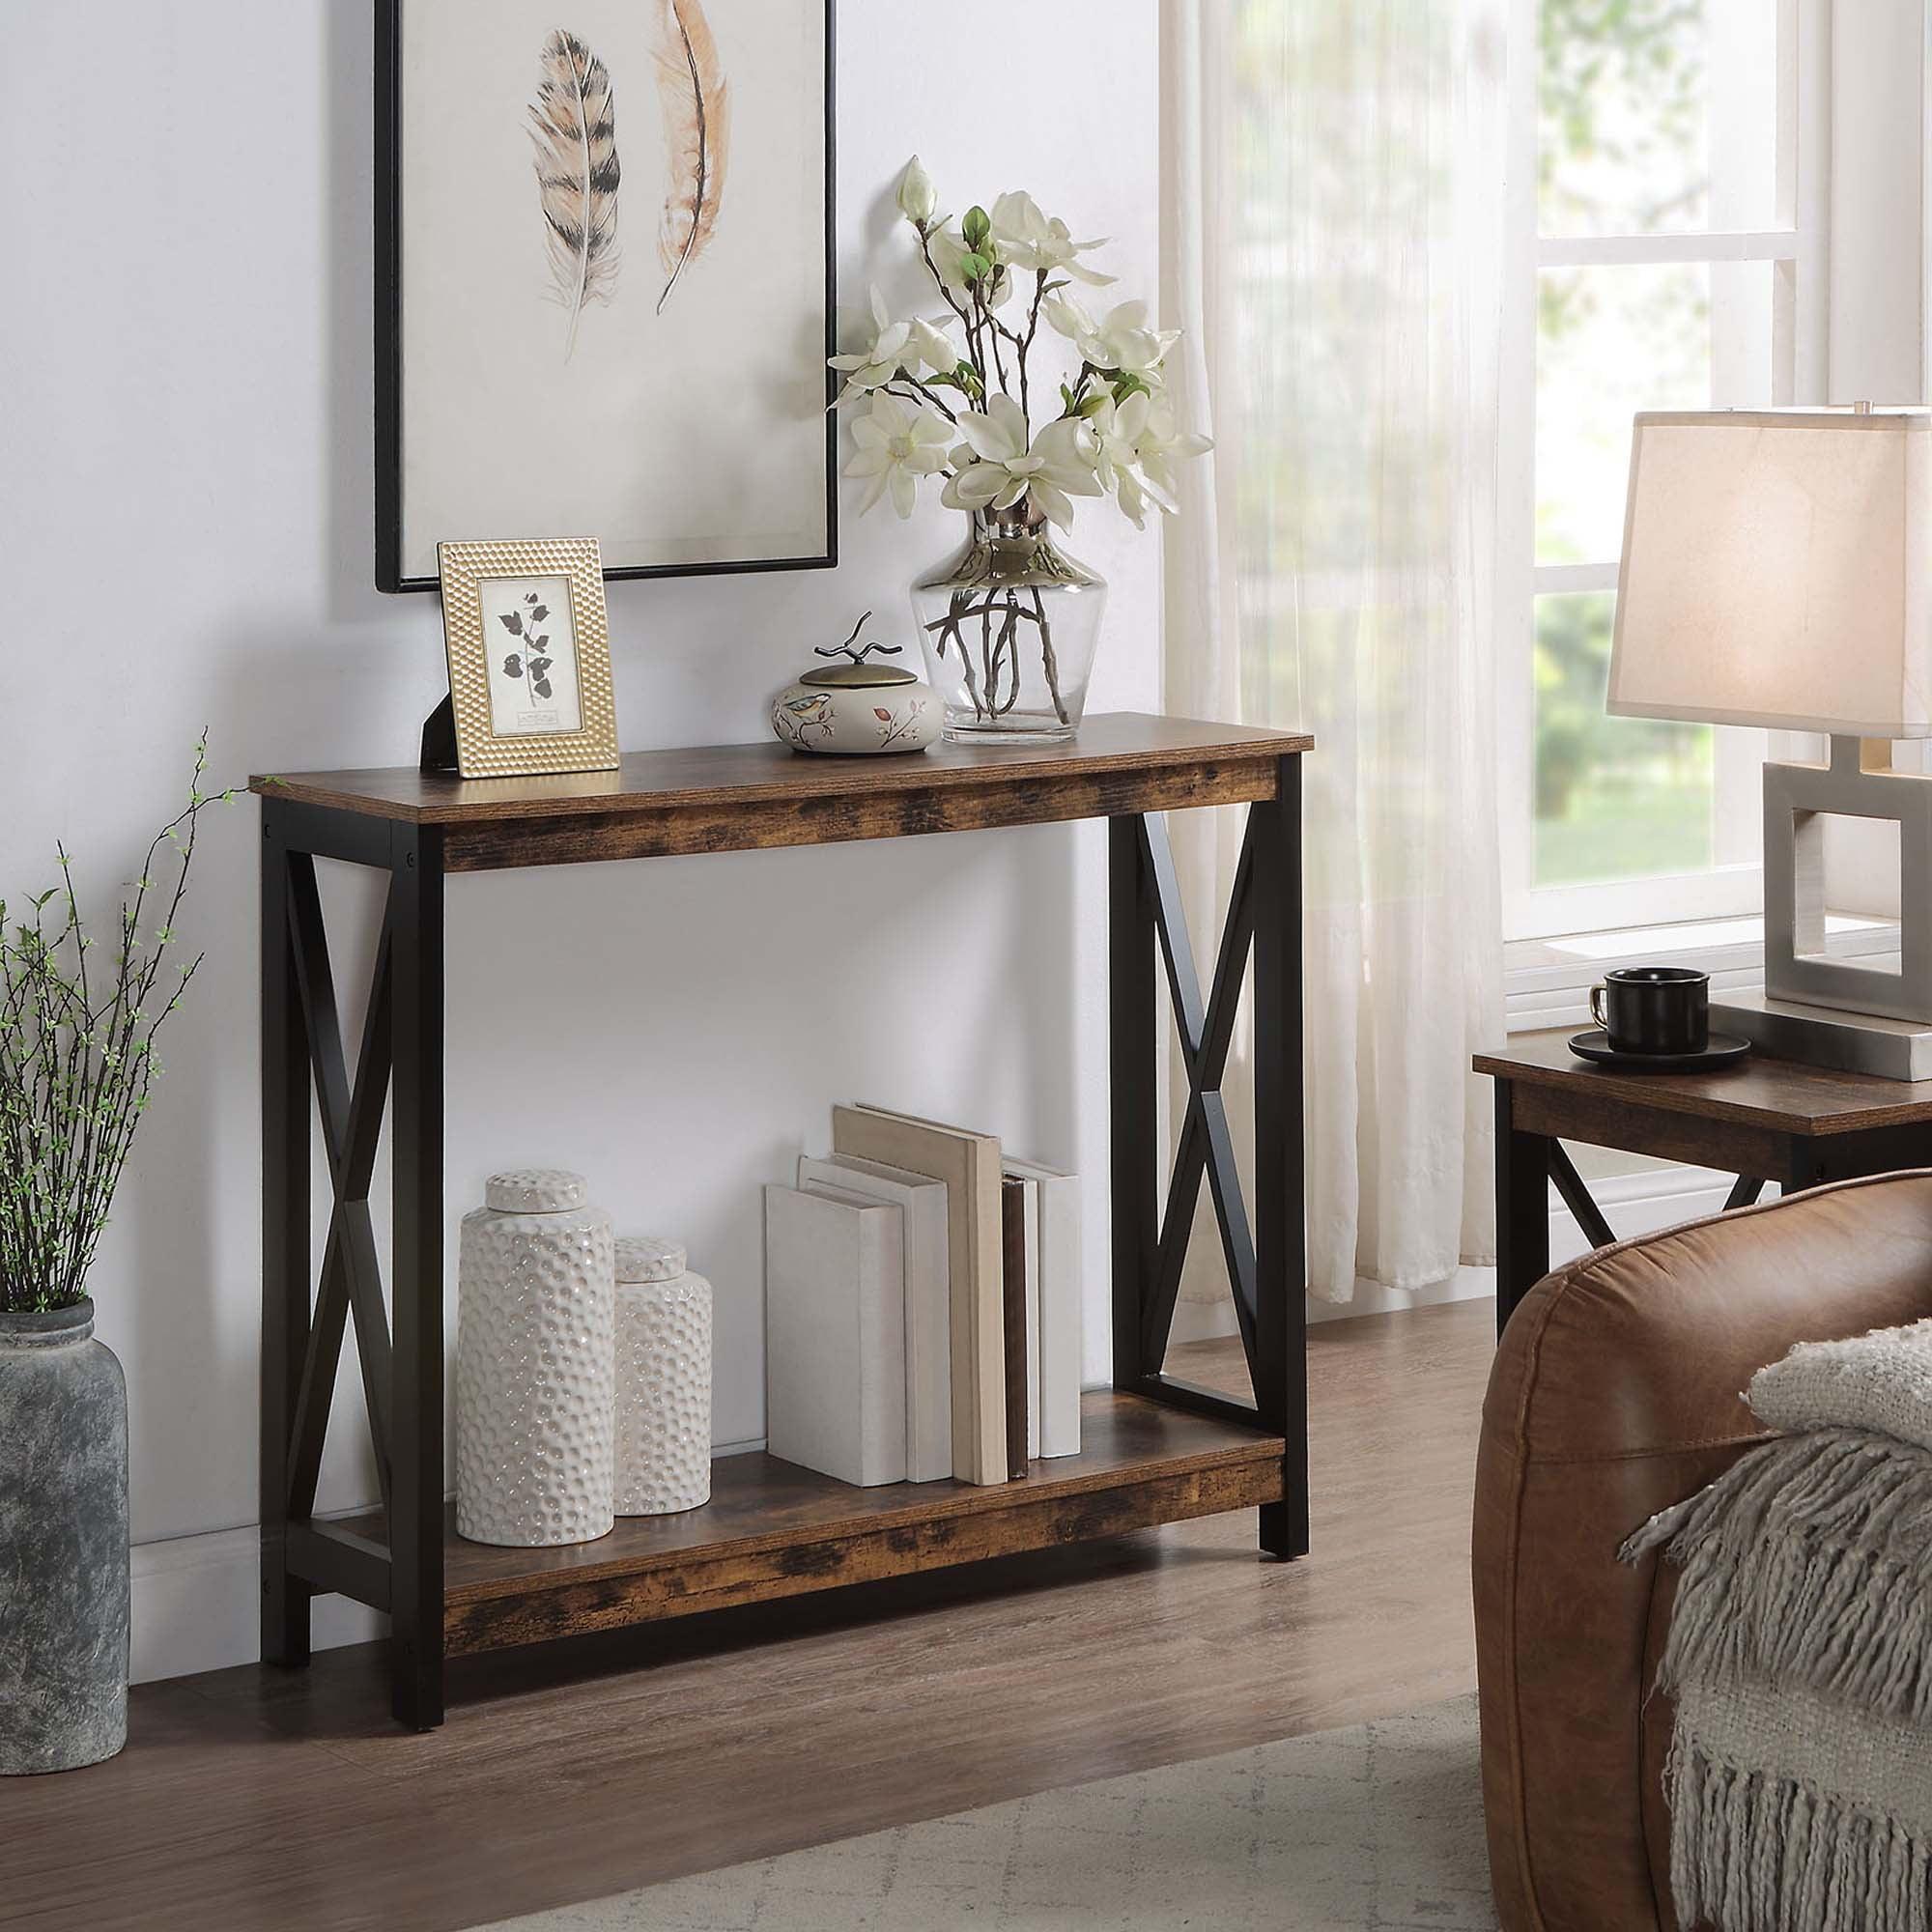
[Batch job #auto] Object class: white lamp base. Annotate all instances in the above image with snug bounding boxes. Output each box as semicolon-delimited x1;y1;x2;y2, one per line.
1764;734;1931;995
1738;734;1931;1078
1711;988;1932;1081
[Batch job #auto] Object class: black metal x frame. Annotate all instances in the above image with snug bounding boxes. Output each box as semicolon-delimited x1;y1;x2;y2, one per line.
261;797;444;1728
1109;755;1308;1559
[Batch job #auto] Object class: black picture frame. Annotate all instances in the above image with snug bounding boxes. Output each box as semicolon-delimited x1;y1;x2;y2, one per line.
374;0;839;595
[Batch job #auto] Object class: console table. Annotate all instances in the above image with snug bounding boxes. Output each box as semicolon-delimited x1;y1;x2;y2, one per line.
254;713;1312;1729
1479;1029;1932;1335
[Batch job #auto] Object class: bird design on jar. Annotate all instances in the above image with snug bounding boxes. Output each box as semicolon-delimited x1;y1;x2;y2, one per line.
773;690;836;749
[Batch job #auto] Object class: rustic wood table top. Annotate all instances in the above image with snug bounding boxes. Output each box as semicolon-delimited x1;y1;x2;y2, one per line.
252;713;1314;820
252;712;1314;871
1476;1028;1932;1136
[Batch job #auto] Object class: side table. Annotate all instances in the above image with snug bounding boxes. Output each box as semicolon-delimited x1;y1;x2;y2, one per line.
1476;1030;1932;1335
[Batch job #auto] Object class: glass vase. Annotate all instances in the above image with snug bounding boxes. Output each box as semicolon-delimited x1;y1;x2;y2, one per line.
912;506;1108;743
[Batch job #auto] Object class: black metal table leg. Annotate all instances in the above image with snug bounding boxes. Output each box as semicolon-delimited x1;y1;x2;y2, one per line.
1253;755;1308;1559
1547;1141;1616;1252
387;822;446;1730
1109;758;1309;1563
260;804;313;1666
1109;815;1159;1397
1494;1079;1551;1339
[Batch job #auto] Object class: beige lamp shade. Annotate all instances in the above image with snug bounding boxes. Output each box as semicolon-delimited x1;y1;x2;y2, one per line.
1608;408;1932;738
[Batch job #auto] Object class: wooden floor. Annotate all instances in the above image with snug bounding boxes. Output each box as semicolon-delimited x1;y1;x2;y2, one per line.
3;1300;1493;1932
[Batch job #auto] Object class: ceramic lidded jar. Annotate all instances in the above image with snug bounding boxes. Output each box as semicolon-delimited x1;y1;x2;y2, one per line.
770;620;939;756
612;1236;713;1516
455;1169;616;1548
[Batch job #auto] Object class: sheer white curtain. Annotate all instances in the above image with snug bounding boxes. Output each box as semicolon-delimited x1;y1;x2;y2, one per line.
1160;0;1508;1305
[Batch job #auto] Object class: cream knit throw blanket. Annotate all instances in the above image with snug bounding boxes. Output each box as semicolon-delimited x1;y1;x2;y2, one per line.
1623;1318;1932;1932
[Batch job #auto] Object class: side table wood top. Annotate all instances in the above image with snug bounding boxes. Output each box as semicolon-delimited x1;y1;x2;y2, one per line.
1475;1029;1932;1137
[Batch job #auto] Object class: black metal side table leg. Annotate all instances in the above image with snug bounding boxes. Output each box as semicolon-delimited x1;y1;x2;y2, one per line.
1253;756;1308;1559
1108;813;1160;1399
1494;1079;1551;1339
260;805;313;1667
387;822;446;1730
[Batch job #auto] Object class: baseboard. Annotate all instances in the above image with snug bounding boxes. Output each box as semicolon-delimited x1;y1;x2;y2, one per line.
1302;1162;1747;1323
1168;1300;1241;1344
1308;1266;1495;1323
130;1523;384;1685
1547;1163;1747;1267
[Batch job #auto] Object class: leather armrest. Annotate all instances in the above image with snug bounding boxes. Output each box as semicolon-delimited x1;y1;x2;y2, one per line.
1475;1170;1932;1931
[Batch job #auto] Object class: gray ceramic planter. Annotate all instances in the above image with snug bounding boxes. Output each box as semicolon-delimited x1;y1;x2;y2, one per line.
0;1299;128;1774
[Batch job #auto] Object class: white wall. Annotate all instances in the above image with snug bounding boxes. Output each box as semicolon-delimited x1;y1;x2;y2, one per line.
0;0;1162;1679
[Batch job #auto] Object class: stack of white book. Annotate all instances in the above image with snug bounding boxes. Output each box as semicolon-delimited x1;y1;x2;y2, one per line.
764;1102;1082;1488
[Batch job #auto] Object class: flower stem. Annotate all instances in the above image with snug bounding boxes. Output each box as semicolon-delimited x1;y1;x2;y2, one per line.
1030;587;1069;726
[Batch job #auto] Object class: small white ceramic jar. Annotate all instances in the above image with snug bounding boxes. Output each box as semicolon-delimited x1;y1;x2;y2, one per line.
771;624;939;756
455;1169;616;1548
613;1236;713;1516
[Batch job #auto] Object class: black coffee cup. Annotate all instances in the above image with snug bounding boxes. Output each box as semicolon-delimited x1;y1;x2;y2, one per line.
1589;966;1709;1056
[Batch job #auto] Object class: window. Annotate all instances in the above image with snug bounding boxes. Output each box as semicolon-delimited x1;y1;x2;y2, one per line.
1499;0;1827;940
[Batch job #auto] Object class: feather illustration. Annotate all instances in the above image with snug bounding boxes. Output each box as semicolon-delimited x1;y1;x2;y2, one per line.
651;0;729;314
529;29;622;358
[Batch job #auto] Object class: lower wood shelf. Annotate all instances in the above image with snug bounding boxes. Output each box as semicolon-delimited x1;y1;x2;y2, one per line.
326;1392;1286;1659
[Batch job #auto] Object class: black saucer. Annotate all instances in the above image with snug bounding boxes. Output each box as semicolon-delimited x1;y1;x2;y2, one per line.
1569;1029;1751;1072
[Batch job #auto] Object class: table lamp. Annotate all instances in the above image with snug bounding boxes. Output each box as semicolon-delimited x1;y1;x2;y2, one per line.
1608;404;1932;1078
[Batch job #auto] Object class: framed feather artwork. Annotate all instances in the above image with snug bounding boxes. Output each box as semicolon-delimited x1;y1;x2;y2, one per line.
376;0;837;593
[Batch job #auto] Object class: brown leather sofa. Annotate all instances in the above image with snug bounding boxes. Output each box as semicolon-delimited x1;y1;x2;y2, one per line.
1473;1170;1932;1931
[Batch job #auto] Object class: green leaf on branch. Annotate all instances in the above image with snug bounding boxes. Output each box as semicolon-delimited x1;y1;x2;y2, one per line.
962;205;991;250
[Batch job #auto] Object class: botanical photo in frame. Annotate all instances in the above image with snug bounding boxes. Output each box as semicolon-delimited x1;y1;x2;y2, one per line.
377;0;837;592
436;539;621;776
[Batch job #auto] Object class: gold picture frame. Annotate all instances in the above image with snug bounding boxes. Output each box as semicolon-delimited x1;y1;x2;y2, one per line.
436;538;620;778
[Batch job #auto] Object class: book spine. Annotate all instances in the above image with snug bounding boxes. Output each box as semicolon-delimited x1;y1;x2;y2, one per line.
1001;1177;1029;1481
908;1195;953;1484
1037;1177;1083;1459
1022;1178;1041;1461
856;1209;908;1487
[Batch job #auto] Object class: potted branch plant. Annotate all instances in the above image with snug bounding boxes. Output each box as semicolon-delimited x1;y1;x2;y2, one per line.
0;744;225;1774
830;157;1211;742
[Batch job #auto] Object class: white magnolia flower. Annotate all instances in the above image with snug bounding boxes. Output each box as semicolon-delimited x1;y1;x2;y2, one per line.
940;394;1102;531
897;155;940;228
925;226;1017;308
828;286;913;396
988;190;1115;285
1088;392;1212;528
1046;296;1179;377
907;315;959;375
845;391;952;518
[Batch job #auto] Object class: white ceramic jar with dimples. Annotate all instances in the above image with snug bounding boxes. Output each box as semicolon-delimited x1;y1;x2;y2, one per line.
455;1169;615;1548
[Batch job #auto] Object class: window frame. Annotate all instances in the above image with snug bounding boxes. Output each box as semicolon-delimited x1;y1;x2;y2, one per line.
1497;0;1831;942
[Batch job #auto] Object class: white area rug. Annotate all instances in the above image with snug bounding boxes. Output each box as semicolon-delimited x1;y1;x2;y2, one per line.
482;1695;1495;1931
